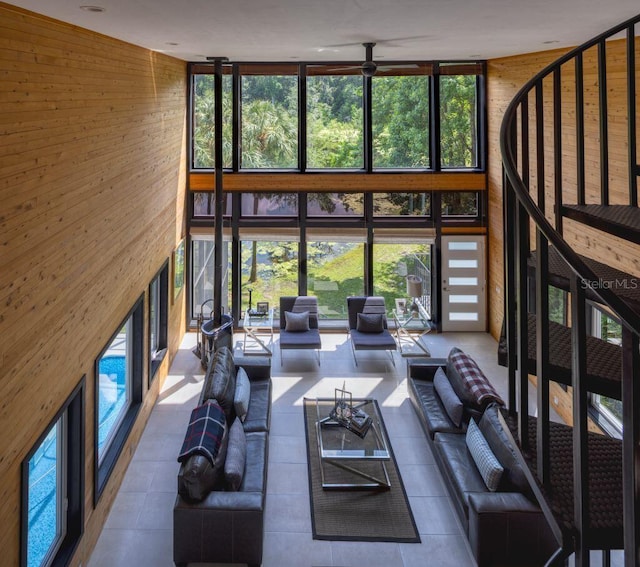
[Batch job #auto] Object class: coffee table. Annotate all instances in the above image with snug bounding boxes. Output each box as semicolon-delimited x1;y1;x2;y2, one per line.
315;398;391;490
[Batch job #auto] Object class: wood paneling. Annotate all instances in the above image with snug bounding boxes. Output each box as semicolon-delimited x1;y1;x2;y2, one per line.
488;39;640;340
0;4;186;565
189;171;487;192
487;38;639;427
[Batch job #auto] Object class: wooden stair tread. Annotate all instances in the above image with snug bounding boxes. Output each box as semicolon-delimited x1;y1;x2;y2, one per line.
562;204;640;245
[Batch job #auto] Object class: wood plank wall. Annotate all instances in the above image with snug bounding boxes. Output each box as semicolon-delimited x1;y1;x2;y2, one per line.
487;38;640;426
0;4;187;565
487;38;640;339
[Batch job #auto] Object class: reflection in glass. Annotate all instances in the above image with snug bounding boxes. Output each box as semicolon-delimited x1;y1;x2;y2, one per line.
192;73;233;169
373;193;430;216
28;422;64;567
440;74;478;168
441;191;478;216
372;75;429;168
241;193;298;216
193;192;232;217
307;241;365;319
307;193;364;216
240;240;298;312
241;75;298;168
373;244;432;315
98;326;130;462
307;75;363;168
191;239;232;319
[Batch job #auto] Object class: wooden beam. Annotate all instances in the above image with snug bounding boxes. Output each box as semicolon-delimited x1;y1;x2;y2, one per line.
189;171;487;192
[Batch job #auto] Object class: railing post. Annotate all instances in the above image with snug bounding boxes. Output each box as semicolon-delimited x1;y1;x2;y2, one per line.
535;230;551;486
553;67;563;234
516;197;530;447
622;326;640;566
627;25;638;207
503;169;517;415
575;53;585;205
570;275;589;566
598;40;610;206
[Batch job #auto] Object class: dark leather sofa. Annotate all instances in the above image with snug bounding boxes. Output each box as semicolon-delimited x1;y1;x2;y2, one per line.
173;348;272;567
408;357;557;566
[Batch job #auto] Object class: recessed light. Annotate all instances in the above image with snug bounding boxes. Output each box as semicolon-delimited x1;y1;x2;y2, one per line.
80;5;105;12
165;42;179;46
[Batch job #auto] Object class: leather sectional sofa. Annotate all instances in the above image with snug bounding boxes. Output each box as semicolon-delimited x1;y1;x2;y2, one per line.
173;347;272;567
408;351;557;566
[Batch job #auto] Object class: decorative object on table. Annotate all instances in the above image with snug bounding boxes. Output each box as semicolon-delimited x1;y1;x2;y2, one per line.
329;383;372;438
256;301;269;315
395;298;407;314
406;275;423;316
303;398;421;542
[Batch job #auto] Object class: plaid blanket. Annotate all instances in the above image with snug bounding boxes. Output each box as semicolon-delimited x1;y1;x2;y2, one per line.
449;349;505;407
178;400;226;465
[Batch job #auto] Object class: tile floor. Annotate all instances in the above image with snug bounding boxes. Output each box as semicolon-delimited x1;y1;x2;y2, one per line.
87;331;619;567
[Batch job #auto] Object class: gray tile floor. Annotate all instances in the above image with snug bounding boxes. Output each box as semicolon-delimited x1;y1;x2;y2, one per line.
88;330;619;567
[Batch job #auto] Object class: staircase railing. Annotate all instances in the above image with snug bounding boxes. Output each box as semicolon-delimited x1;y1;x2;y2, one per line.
500;14;640;566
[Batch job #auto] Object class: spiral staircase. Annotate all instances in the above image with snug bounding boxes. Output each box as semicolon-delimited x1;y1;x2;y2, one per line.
500;14;640;567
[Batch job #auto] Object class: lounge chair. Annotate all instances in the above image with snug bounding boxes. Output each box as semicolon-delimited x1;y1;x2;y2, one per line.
346;296;397;366
278;296;322;366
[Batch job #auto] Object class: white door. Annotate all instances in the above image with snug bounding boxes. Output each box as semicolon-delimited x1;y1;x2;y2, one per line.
441;235;486;332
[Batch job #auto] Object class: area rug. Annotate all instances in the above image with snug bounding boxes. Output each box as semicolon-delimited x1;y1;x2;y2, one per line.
303;398;421;543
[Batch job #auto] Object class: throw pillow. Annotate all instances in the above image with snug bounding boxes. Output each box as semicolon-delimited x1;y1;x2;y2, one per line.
479;403;531;496
285;310;310;332
225;417;247;491
177;400;226;465
356;312;384;333
433;367;464;428
466;418;504;492
234;367;251;422
203;347;237;422
447;347;505;410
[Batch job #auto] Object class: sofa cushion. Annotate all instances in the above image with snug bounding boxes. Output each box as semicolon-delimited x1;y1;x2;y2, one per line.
479;404;532;497
356;312;384;333
466;419;504;492
234;367;251;422
434;432;488;515
242;379;272;433
178;400;227;465
203;347;237;422
447;347;505;410
284;310;310;332
433;367;464;427
225;417;247;491
410;379;465;436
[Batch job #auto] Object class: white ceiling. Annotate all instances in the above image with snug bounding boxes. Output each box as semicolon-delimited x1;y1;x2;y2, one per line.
7;0;640;62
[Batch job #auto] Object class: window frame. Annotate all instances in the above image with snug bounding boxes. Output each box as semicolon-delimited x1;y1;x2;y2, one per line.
188;60;486;173
21;378;84;567
94;296;144;505
149;261;169;384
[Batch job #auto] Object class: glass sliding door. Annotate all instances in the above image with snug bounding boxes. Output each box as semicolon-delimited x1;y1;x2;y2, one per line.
306;232;365;320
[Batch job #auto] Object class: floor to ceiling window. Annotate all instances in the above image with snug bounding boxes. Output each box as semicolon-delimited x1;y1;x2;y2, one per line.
187;59;487;328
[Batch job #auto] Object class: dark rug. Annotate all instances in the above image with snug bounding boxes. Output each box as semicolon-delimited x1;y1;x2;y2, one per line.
303;398;421;543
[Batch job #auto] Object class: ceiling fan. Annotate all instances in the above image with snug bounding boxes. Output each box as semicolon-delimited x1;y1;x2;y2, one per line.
329;42;421;77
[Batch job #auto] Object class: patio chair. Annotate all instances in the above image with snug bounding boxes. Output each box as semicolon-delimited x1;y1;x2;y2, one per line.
346;296;397;366
278;296;322;366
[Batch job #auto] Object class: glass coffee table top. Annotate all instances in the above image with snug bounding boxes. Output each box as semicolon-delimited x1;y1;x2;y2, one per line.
315;398;391;490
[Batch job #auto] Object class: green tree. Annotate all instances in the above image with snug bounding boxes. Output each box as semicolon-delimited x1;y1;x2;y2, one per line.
440;75;477;167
